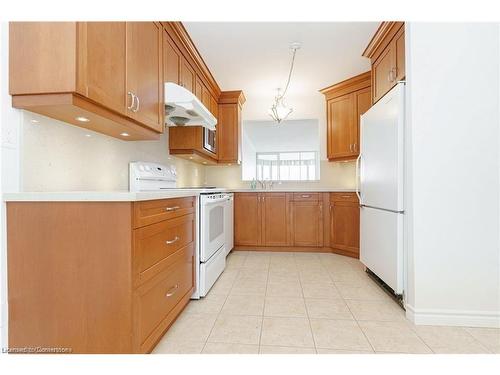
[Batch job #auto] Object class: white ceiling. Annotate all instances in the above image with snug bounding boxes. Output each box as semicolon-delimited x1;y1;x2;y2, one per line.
183;22;379;121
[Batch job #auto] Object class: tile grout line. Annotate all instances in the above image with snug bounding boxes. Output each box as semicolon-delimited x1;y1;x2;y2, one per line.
257;254;271;353
200;252;245;353
295;253;319;354
327;259;377;354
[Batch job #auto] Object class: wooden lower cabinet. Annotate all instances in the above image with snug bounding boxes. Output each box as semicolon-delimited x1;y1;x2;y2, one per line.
330;193;360;257
262;193;289;246
234;192;358;256
290;200;324;247
234;193;262;246
6;196;196;353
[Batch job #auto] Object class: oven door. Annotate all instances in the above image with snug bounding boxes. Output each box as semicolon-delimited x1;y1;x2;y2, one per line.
200;194;227;262
203;128;216;154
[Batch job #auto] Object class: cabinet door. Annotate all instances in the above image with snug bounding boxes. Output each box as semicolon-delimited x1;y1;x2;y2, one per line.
234;193;261;246
202;85;211;109
163;31;180;85
395;27;405;81
180;57;195;93
217;103;238;163
330;201;360;257
372;46;395;104
327;93;355;160
262;193;289;246
195;76;204;101
291;201;323;247
82;22;127;116
126;22;163;132
210;95;218;120
353;87;372;154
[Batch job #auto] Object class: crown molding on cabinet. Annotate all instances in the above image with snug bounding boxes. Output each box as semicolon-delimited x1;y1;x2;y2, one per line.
362;21;404;61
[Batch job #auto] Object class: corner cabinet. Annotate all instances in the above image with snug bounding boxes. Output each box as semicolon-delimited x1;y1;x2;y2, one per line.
6;196;196;353
9;22;163;140
320;72;372;161
363;22;405;104
329;193;360;258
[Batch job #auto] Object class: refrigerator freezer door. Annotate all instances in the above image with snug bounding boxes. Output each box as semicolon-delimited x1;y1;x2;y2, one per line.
360;83;404;212
360;206;404;294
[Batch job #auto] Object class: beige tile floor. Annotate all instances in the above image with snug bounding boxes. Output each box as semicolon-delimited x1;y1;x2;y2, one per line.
153;251;499;354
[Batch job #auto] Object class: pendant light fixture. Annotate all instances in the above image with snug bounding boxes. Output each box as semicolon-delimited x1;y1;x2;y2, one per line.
269;42;301;123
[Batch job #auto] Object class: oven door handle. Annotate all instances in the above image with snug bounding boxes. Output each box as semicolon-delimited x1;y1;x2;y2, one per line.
204;197;229;205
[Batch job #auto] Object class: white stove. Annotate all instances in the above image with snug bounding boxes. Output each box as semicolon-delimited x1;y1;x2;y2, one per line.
129;161;232;299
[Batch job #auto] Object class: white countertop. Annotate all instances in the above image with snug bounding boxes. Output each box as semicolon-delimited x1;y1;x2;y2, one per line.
2;190;202;202
230;188;356;193
3;187;355;202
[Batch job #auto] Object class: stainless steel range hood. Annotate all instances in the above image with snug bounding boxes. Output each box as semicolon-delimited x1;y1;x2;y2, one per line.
164;82;217;131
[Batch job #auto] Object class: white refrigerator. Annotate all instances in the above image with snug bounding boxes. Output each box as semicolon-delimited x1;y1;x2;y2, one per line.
358;82;405;295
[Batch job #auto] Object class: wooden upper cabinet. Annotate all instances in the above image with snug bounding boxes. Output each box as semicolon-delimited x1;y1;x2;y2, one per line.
320;71;371;162
195;76;204;101
262;193;289;247
290;200;323;247
327;94;355;160
80;22;127;116
330;193;360;258
180;57;195;93
234;193;261;246
363;22;405;104
9;22;164;140
217;91;246;164
354;87;372;153
163;31;180;85
126;22;163;132
202;85;211;109
394;27;406;81
372;47;394;104
210;95;219;120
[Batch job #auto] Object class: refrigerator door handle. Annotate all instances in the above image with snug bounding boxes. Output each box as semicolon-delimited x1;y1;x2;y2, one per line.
355;153;362;205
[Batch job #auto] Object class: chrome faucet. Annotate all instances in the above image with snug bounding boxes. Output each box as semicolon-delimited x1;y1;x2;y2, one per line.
258;179;266;190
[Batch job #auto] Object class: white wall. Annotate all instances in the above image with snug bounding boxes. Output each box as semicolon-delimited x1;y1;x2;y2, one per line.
20;112;205;191
405;23;500;327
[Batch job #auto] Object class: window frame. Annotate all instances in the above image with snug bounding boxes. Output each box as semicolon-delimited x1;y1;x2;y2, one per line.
255;150;320;182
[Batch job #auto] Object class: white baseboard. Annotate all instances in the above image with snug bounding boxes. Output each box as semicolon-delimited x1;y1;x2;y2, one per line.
405;304;500;328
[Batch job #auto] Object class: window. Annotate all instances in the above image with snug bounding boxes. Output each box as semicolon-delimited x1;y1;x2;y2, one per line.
256;151;319;181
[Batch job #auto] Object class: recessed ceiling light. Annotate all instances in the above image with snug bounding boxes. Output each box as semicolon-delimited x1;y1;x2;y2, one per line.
75;116;90;122
202;162;207;164
189;156;193;160
30;119;39;124
120;132;130;137
85;134;92;138
228;163;232;166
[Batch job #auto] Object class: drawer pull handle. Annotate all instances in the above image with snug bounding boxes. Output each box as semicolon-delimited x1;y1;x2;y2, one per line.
165;206;180;212
301;195;311;198
165;236;180;245
341;195;352;198
165;284;179;298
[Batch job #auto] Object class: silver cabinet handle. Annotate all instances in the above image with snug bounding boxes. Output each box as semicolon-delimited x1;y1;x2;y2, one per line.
127;91;136;110
341;195;352;198
132;94;140;113
301;194;311;198
349;144;353;152
165;206;180;212
353;143;357;152
165;236;180;245
165;284;179;298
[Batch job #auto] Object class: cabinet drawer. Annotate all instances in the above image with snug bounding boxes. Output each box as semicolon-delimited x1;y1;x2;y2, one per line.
133;196;196;228
330;192;359;203
134;243;194;348
292;192;319;201
133;213;195;285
